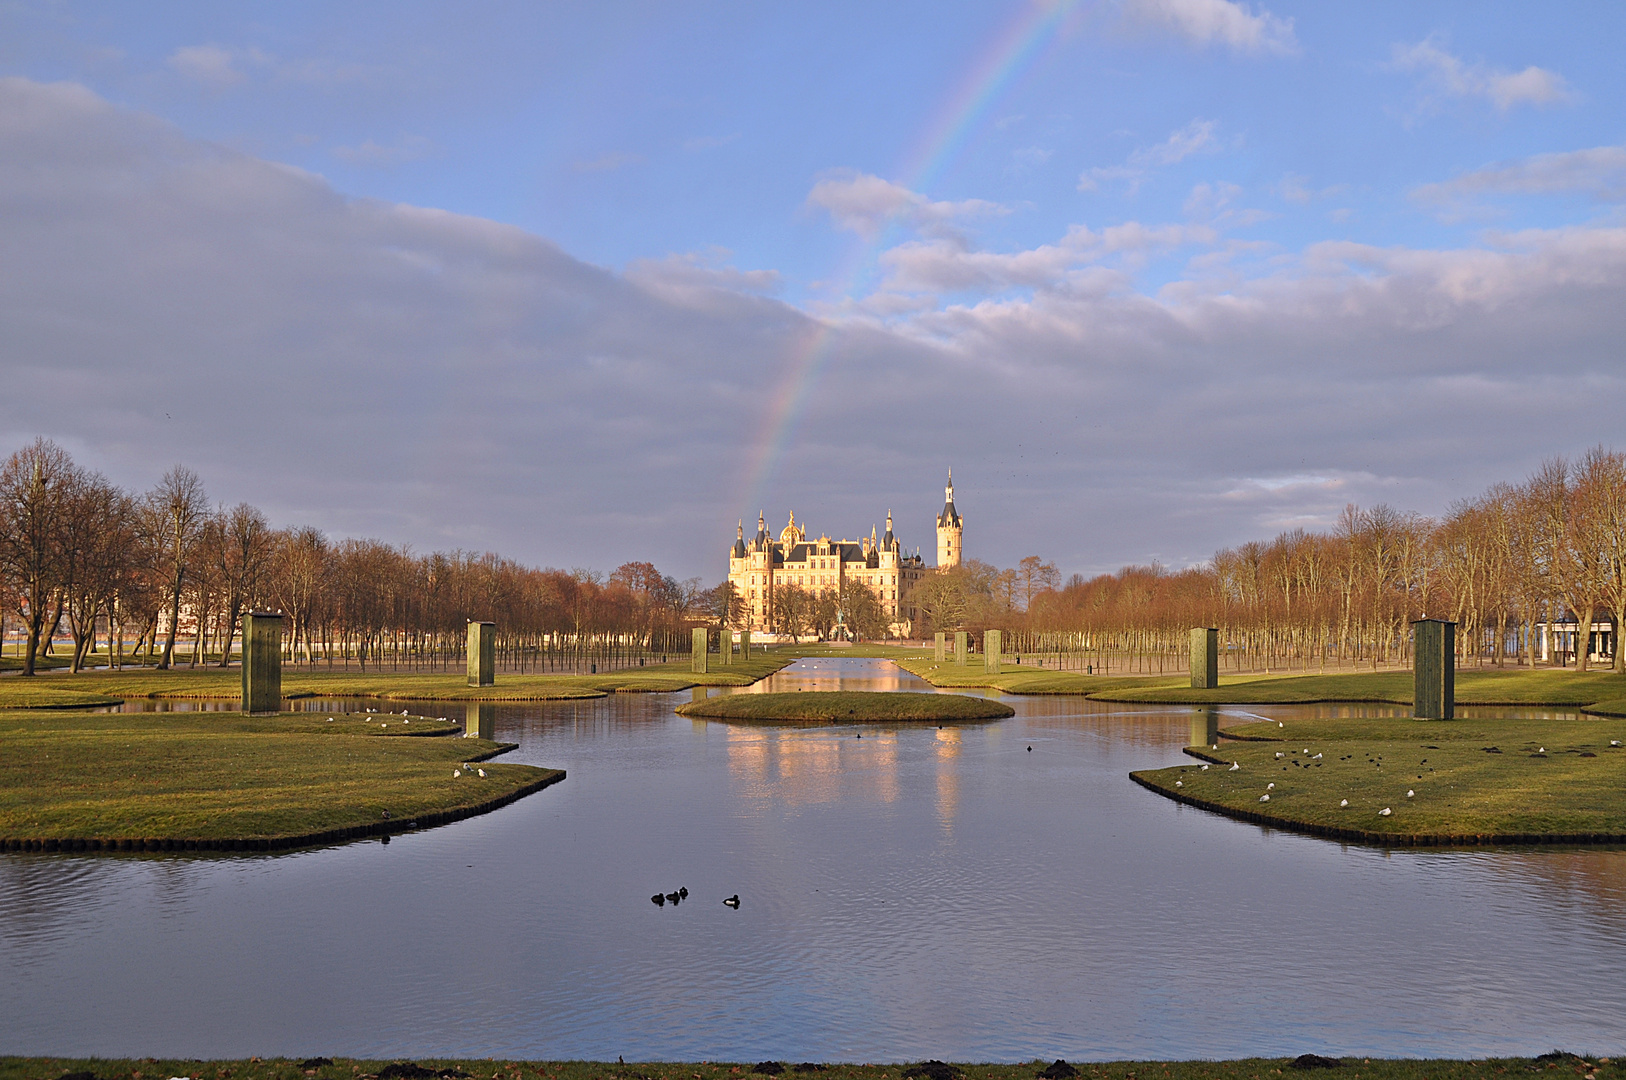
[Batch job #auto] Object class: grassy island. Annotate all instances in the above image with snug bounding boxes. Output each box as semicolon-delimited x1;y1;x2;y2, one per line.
676;690;1015;724
1131;713;1626;845
0;708;564;851
0;1054;1612;1080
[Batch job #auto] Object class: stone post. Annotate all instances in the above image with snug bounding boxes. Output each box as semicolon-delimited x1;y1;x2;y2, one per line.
985;629;1002;674
740;629;751;657
467;621;495;687
934;632;946;661
1190;627;1219;690
1189;708;1220;748
1413;618;1456;719
954;631;968;666
692;627;709;674
718;629;731;665
240;612;282;715
464;702;495;741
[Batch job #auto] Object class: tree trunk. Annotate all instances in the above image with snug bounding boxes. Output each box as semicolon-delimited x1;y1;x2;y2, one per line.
158;576;183;670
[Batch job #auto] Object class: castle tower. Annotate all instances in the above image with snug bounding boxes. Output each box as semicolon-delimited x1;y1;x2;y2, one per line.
936;470;963;569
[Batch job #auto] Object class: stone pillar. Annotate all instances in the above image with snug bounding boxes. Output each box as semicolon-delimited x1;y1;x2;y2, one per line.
1189;708;1219;748
240;612;282;715
692;627;709;674
934;632;946;661
718;629;731;665
984;629;1002;674
463;702;494;741
954;631;968;666
740;629;751;657
467;621;495;687
1413;618;1456;719
1190;627;1219;690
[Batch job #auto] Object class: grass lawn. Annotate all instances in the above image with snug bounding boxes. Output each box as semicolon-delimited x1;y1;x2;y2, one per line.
0;1055;1611;1080
0;709;563;848
676;690;1014;724
896;659;1626;714
0;653;796;709
1131;712;1626;844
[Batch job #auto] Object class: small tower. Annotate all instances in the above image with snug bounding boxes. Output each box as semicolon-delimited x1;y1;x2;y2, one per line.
936;469;963;569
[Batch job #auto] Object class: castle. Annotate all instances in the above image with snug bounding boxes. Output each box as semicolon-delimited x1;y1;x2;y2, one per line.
728;473;963;638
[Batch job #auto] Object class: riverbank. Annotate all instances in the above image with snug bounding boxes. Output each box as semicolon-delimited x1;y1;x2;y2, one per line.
896;660;1626;714
1131;712;1626;846
0;1055;1609;1080
676;690;1014;724
0;653;795;709
0;709;564;850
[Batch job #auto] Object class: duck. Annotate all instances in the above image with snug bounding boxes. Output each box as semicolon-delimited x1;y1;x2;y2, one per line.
679;887;688;899
723;894;741;908
666;891;681;904
651;894;665;906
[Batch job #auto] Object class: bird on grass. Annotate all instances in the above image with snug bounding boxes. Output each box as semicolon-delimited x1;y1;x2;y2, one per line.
477;768;486;777
723;895;741;908
1340;799;1349;808
1259;794;1271;803
1267;782;1275;790
1407;789;1415;797
1229;762;1240;771
453;769;461;778
1201;764;1210;771
1379;807;1393;817
1175;780;1183;787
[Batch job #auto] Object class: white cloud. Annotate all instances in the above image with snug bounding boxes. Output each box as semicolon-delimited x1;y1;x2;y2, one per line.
333;135;436;168
1120;0;1297;56
1389;38;1576;112
167;44;246;87
1412;145;1626;210
805;171;1005;240
1080;119;1222;193
7;77;1626;582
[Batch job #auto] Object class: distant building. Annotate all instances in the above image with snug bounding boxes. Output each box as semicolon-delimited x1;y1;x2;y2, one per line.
728;473;963;639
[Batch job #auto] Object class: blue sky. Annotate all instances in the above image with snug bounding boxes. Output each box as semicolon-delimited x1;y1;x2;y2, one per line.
3;1;1625;580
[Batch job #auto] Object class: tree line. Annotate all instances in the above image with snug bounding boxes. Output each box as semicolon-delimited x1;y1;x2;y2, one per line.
0;440;722;675
924;449;1626;674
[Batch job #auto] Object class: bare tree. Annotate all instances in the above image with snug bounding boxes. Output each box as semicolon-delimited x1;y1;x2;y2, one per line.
211;502;272;666
144;466;208;670
0;439;78;674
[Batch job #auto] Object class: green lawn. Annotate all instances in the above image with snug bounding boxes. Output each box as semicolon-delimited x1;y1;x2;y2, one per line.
676;690;1014;724
1132;712;1626;843
0;709;563;846
0;653;795;708
0;1055;1610;1080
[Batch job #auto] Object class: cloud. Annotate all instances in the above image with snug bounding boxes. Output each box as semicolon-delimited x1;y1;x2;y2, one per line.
805;171;1006;240
1079;119;1222;193
1389;38;1576;112
571;151;643;173
332;135;436;168
167;44;246;87
6;76;1626;583
1120;0;1297;56
1412;145;1626;210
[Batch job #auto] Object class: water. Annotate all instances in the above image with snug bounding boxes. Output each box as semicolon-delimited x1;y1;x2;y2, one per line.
4;658;1624;1061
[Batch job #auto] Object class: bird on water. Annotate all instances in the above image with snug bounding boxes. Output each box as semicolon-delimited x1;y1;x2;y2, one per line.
651;894;665;906
723;894;741;908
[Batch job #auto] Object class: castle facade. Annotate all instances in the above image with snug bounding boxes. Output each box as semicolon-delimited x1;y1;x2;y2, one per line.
728;473;963;639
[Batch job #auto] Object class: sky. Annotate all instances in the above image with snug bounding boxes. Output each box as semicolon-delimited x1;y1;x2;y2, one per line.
2;0;1625;582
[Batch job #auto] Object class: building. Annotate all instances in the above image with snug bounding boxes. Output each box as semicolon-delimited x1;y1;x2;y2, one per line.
728;474;963;639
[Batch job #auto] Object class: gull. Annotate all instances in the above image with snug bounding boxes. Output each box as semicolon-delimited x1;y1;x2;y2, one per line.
1379;807;1392;817
1407;790;1415;797
1201;764;1210;771
1175;780;1183;787
477;769;486;777
1313;753;1322;760
1229;762;1240;771
1340;799;1349;807
723;895;741;908
1278;722;1284;728
453;769;461;778
1267;783;1275;790
1538;747;1546;753
1259;794;1271;803
1612;740;1622;747
1275;752;1285;759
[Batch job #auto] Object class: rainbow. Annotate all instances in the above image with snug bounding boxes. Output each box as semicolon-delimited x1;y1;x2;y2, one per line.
735;0;1079;524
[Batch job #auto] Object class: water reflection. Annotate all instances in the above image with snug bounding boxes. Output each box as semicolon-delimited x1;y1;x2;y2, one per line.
6;657;1626;1063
